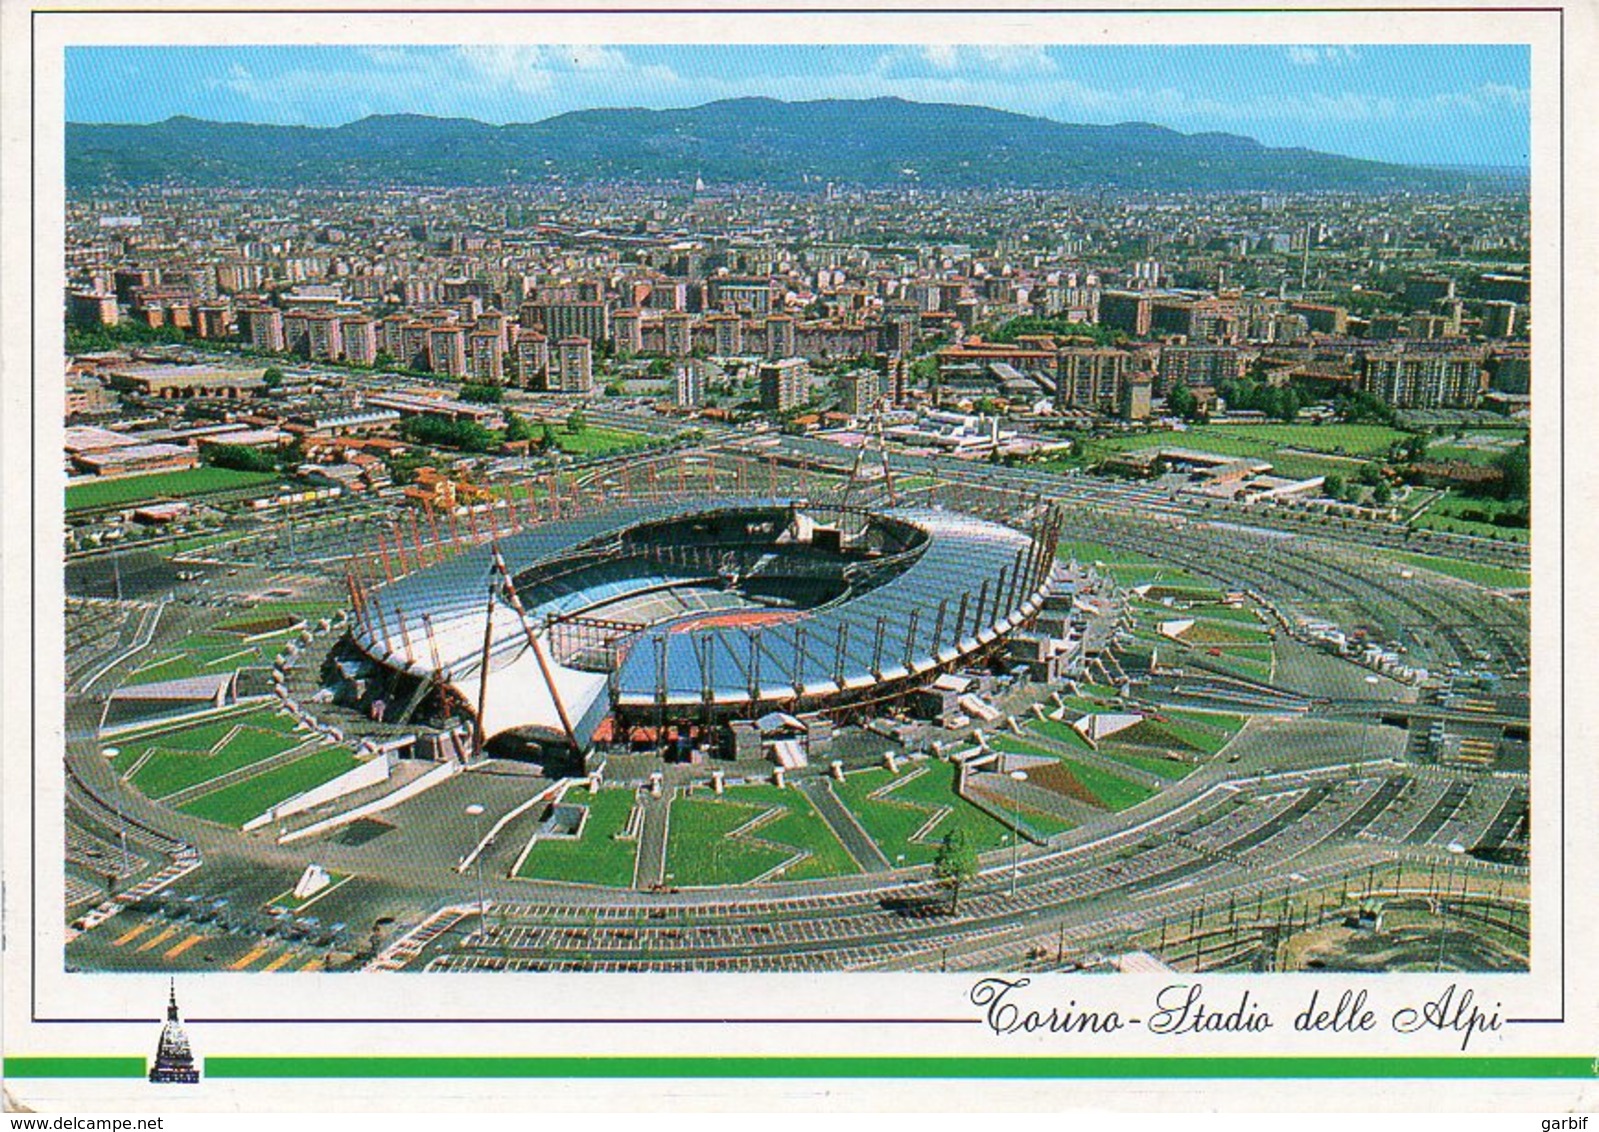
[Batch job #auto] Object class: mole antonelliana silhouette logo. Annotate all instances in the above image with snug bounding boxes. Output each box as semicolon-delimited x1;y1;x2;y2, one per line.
148;980;201;1084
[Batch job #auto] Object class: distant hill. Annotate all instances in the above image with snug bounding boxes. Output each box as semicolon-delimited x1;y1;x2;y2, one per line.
66;96;1466;193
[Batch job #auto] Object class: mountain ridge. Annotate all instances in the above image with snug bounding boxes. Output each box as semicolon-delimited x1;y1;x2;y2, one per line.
66;95;1469;192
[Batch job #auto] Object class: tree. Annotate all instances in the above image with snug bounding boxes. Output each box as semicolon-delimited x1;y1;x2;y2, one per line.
932;826;978;915
565;408;587;435
1494;440;1530;501
261;367;284;389
1323;473;1345;500
1372;481;1393;506
1167;379;1200;421
460;382;504;404
502;409;535;444
202;443;278;474
398;414;499;453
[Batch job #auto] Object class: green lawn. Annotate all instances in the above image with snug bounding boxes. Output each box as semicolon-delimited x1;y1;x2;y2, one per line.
1385;551;1529;589
1056;540;1162;567
551;426;656;457
1179;603;1264;625
1094;747;1194;781
66;468;281;512
990;735;1162;808
1409;491;1529;543
1025;717;1094;750
1179;620;1274;646
514;787;639;887
177;747;362;827
1159;707;1247;739
664;796;791;887
111;709;300;776
832;761;1012;866
124;632;276;684
1191;423;1409;457
721;785;861;882
1057;757;1159;811
130;726;305;799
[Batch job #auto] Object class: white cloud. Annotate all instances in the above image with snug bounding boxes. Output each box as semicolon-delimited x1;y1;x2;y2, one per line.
1286;45;1321;66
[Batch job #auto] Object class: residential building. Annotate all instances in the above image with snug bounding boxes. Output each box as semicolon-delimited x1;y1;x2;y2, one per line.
759;358;808;412
554;336;594;394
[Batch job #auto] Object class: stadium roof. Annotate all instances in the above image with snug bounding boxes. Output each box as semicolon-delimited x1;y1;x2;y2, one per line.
352;497;1058;746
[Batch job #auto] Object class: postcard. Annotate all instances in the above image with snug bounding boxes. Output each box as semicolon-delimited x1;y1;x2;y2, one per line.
2;0;1594;1116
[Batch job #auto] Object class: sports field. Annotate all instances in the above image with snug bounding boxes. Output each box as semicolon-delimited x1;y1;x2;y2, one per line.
66;467;281;512
176;747;362;827
550;426;655;457
664;785;858;886
514;787;640;886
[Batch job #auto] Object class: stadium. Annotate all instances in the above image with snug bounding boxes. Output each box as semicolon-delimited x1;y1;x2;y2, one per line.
342;496;1065;761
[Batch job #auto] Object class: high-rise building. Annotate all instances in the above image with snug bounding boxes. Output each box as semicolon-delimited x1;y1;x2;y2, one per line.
67;290;119;328
1057;347;1132;414
474;310;510;353
401;322;433;371
838;368;881;416
708;312;744;356
341;317;378;366
1482;301;1518;339
764;315;796;361
1097;291;1152;338
674;361;704;408
710;279;772;316
554;336;594;393
1404;274;1456;308
428;326;468;378
239;307;285;353
304;313;344;362
877;303;921;356
282;311;312;356
1156;346;1242;393
533;301;610;346
514;332;549;389
1487;349;1530;395
663;312;694;358
1287;302;1348;336
469;332;504;384
759;358;808;413
1361;349;1484;409
195;305;232;341
613;309;644;356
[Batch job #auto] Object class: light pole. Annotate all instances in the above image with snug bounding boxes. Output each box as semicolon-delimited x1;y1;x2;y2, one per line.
101;747;129;885
465;803;487;946
1009;769;1028;897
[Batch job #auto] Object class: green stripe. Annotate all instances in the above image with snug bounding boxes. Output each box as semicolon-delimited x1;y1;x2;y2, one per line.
208;1056;1593;1079
9;1055;1595;1080
5;1057;146;1078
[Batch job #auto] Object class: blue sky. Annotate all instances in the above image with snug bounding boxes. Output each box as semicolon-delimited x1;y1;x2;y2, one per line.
66;44;1529;167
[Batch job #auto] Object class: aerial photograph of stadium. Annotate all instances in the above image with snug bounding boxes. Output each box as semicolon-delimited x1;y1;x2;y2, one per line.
59;42;1532;976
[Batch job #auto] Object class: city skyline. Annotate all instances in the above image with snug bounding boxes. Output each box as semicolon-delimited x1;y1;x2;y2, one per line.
66;43;1530;168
